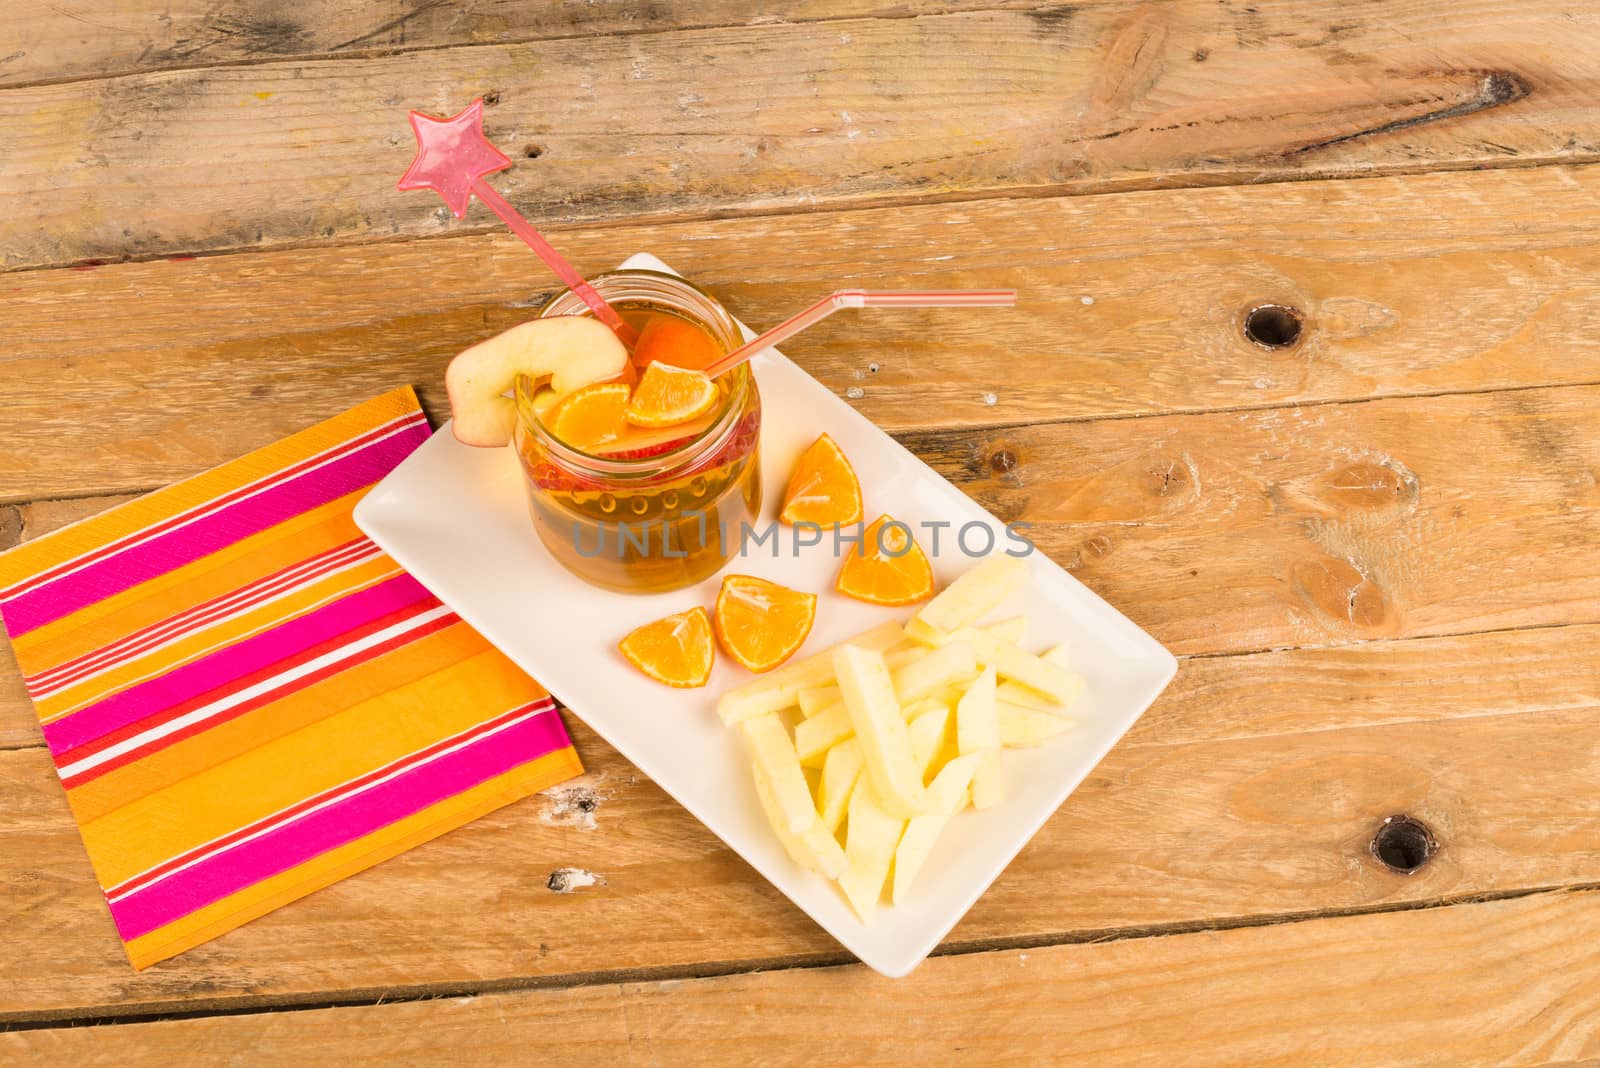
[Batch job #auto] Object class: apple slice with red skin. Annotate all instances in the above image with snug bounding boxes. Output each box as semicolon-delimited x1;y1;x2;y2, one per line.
445;316;630;447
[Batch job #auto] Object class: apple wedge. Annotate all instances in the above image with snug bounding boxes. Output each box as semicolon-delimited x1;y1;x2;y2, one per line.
817;738;864;835
892;753;981;904
794;642;944;715
794;704;852;763
994;643;1085;714
907;701;952;782
891;640;979;704
838;781;906;922
446;315;630;447
795;644;976;763
832;644;930;818
741;712;817;834
907;615;1026;650
956;665;1003;809
999;701;1077;747
750;760;846;878
905;555;1026;644
797;685;836;719
994;678;1055;711
948;630;1080;706
716;621;902;724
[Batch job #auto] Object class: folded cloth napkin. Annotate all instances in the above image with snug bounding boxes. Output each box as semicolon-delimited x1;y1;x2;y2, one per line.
0;387;581;969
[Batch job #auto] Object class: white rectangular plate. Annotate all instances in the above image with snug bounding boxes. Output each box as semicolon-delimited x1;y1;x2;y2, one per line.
355;253;1177;977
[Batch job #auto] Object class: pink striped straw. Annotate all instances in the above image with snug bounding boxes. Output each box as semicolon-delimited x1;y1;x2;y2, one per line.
699;289;1016;379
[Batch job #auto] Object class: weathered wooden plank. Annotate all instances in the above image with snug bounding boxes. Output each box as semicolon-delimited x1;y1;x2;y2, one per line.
6;164;1600;501
5;370;1598;661
10;889;1600;1066
0;495;139;749
6;447;1587;741
0;640;36;751
0;1;1040;88
911;383;1600;655
5;2;1599;268
3;622;1597;1020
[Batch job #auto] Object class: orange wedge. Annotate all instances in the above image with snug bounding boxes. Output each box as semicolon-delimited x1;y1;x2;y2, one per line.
779;433;863;526
713;575;817;673
633;314;723;371
625;362;720;428
544;381;631;450
836;514;935;606
618;606;715;688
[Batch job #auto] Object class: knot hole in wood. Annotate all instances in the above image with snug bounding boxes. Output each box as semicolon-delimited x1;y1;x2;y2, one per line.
1371;814;1438;875
1243;303;1303;349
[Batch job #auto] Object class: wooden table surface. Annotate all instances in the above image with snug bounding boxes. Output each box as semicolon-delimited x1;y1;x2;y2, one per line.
4;2;1600;1063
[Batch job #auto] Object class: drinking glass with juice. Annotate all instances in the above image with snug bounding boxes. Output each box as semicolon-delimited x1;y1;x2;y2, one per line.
513;270;761;594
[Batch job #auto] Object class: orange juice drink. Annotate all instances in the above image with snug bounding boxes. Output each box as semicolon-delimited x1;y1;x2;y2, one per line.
513;270;761;593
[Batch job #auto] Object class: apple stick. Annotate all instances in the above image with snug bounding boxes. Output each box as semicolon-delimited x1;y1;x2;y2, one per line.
794;646;975;762
817;739;864;835
838;781;906;922
956;666;1003;809
832;644;930;817
999;701;1078;747
751;761;846;878
717;621;902;724
994;644;1085;714
892;753;982;904
742;713;819;833
905;555;1026;644
907;703;953;782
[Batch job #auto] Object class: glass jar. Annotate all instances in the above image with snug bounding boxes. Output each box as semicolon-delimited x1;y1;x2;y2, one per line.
512;270;762;594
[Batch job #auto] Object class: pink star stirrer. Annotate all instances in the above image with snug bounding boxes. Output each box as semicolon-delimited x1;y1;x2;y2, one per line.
397;99;634;342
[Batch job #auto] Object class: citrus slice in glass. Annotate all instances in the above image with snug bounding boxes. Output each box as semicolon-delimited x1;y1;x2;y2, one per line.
618;606;715;688
543;381;631;450
713;575;818;673
779;432;863;526
625;362;720;428
836;514;935;606
633;314;723;371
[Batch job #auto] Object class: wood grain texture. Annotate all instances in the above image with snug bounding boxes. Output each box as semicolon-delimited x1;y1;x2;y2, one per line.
5;365;1598;663
4;2;1599;268
6;164;1600;501
0;1;1039;88
10;889;1600;1066
0;640;36;751
910;383;1600;656
0;495;138;749
4;622;1598;1020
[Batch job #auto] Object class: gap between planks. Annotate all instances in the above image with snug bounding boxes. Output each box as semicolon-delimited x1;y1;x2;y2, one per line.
4;879;1593;1031
5;598;1598;1017
9;367;1600;504
9;150;1600;278
9;160;1600;498
8;2;1599;270
6;616;1598;755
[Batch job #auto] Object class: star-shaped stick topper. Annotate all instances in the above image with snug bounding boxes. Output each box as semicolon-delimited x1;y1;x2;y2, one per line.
395;98;633;339
396;99;512;218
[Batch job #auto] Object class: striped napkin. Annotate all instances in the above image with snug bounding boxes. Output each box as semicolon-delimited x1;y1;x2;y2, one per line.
0;388;581;969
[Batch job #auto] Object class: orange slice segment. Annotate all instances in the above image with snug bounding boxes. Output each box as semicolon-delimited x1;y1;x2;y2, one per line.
625;362;719;428
780;433;863;526
713;575;818;673
836;514;935;606
618;606;715;688
633;314;723;371
543;381;631;450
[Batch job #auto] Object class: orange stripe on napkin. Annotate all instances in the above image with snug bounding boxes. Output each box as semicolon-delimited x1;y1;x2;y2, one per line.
0;388;581;969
